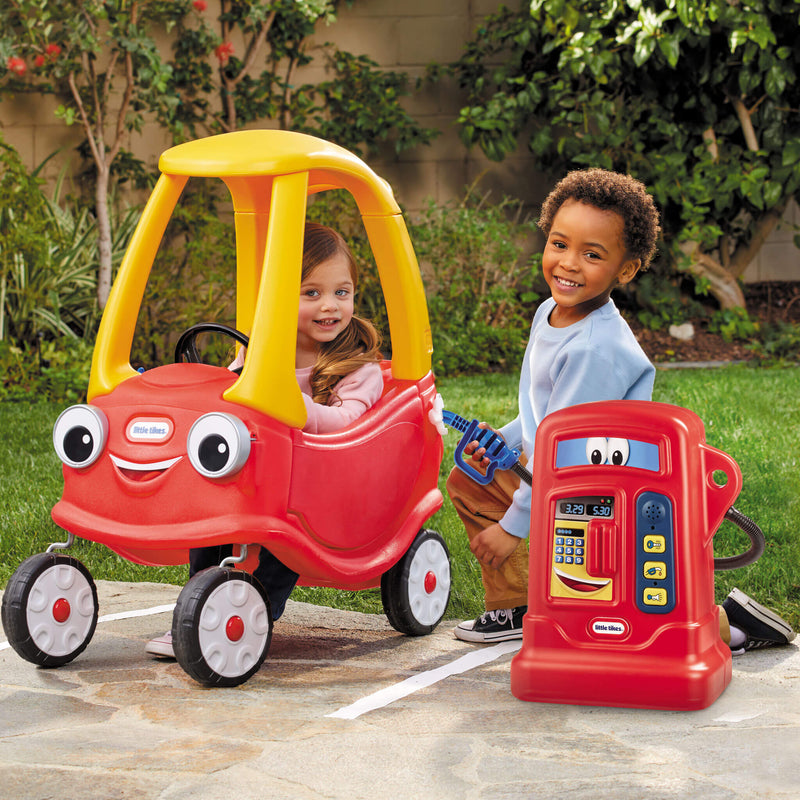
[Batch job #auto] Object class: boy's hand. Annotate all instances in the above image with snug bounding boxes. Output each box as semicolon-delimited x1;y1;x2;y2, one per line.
471;522;521;570
463;422;501;469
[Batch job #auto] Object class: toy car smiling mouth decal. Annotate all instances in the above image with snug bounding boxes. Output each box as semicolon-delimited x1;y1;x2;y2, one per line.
110;454;182;482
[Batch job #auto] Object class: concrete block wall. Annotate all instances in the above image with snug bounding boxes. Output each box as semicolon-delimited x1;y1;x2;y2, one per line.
316;0;546;213
1;0;796;282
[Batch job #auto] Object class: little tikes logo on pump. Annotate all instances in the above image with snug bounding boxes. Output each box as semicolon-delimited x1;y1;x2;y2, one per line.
126;418;173;443
590;618;630;638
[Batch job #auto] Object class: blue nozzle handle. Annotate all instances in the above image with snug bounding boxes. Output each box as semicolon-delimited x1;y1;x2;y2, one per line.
442;410;523;486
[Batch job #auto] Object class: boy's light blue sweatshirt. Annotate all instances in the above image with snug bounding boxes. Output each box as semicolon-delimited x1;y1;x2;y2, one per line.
498;297;655;538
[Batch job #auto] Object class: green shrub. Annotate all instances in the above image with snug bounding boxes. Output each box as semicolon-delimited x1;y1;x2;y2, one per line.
409;191;541;375
0;135;138;352
0;135;138;403
623;267;708;330
708;307;760;343
0;337;93;402
310;188;542;374
0;138;101;346
752;320;800;363
131;180;237;368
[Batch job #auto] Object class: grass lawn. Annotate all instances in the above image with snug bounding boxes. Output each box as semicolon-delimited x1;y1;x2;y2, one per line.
1;364;798;628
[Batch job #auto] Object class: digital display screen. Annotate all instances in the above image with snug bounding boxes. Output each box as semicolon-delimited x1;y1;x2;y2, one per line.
558;497;614;518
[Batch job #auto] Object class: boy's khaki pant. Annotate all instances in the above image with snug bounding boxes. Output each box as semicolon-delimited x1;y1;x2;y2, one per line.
446;463;732;643
445;464;529;612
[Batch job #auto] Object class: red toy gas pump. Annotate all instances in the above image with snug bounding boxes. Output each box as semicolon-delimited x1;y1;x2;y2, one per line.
508;400;762;710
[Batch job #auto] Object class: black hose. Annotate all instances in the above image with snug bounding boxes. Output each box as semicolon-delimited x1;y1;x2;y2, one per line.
713;506;766;571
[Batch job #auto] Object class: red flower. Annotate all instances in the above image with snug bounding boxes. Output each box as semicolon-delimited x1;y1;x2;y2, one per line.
6;56;26;77
45;43;62;57
215;41;234;65
34;55;46;68
193;0;207;11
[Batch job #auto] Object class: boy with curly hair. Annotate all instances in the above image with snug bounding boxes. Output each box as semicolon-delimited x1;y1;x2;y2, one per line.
449;168;795;655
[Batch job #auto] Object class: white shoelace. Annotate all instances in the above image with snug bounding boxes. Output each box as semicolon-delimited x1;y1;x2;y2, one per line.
480;609;514;625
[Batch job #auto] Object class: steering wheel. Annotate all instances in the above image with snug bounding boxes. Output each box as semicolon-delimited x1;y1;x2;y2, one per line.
174;322;250;365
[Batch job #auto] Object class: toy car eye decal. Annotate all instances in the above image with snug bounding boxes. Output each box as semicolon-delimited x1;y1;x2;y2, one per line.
607;438;630;466
558;437;660;471
585;437;608;465
187;413;251;478
53;405;109;468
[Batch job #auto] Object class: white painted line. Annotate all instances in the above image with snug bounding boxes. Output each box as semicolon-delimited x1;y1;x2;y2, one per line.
326;640;522;720
98;603;175;623
0;603;175;651
713;709;766;723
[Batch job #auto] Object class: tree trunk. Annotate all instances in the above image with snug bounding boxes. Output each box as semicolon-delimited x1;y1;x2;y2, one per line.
679;241;746;310
95;165;113;310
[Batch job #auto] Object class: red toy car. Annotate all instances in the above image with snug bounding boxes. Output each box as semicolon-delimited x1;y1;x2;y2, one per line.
2;131;450;686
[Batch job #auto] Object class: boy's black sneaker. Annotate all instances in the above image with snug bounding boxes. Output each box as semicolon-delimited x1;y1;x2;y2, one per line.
723;588;796;653
454;606;526;643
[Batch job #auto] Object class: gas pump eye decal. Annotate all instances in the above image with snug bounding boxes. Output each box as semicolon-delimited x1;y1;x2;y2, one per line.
585;437;607;465
607;438;630;465
557;437;660;471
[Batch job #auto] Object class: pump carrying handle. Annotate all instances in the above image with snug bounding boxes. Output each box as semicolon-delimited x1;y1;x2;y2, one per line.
701;442;765;570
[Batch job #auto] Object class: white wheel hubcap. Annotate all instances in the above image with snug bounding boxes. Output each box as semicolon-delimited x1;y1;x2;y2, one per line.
407;539;450;626
26;564;95;657
198;580;270;678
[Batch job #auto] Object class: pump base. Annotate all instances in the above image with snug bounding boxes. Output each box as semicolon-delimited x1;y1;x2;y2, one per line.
510;615;732;711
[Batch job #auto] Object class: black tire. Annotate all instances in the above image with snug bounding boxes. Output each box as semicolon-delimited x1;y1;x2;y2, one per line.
1;552;98;668
172;567;272;687
381;529;451;636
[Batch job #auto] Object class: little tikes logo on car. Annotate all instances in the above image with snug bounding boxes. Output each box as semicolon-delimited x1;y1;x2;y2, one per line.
126;418;173;442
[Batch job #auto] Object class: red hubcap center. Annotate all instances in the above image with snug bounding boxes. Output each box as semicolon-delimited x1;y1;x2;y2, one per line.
226;615;245;642
52;598;71;623
424;571;437;594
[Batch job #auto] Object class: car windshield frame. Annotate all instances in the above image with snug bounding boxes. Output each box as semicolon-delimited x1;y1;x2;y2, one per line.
88;130;433;428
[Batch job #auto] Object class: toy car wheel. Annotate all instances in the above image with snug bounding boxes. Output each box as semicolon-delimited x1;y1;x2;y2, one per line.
172;567;272;687
381;529;451;636
1;552;98;668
